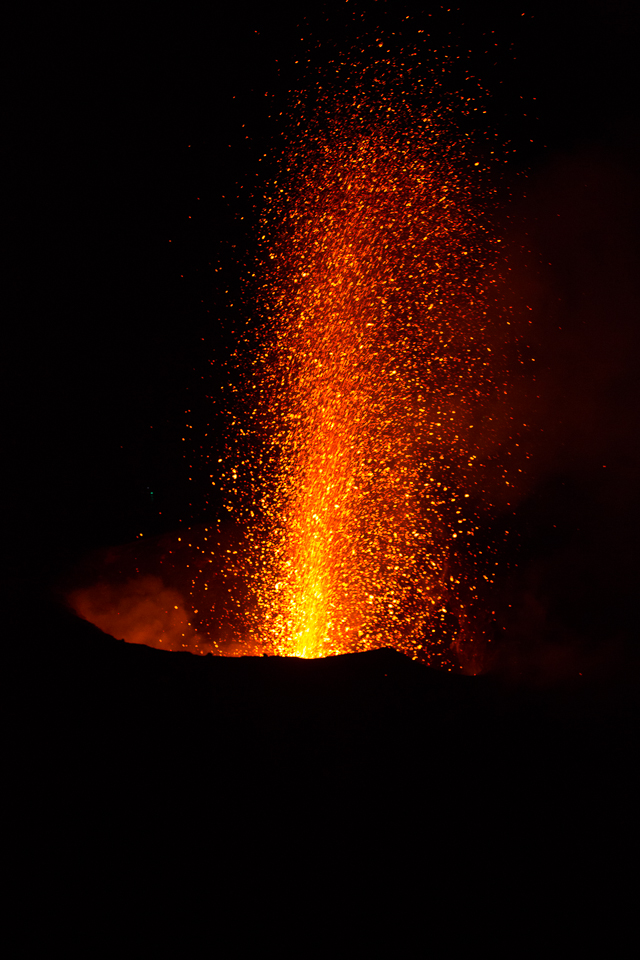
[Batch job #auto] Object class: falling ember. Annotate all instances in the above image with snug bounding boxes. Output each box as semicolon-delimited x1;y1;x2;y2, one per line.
225;77;510;667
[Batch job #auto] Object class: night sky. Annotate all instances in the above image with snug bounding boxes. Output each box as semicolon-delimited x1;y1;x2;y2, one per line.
5;3;639;675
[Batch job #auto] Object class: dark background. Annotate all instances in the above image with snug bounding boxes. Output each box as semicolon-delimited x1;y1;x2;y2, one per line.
4;2;639;673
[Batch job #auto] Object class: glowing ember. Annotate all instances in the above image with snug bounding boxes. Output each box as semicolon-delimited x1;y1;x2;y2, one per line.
215;73;509;667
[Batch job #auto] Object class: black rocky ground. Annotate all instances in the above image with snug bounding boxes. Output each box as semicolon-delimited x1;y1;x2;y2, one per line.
9;583;634;806
6;580;636;929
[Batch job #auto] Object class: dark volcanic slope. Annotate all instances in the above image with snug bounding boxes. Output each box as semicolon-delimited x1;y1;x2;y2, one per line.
10;586;635;820
7;583;636;934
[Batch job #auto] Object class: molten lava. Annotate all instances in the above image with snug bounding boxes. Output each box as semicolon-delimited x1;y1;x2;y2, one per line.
222;94;509;667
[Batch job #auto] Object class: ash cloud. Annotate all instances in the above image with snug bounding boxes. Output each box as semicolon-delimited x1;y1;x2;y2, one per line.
488;140;640;682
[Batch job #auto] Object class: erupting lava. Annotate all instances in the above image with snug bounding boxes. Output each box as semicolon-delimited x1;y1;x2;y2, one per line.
218;81;509;667
70;60;515;671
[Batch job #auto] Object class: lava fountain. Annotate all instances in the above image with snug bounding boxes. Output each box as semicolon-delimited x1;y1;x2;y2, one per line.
67;67;513;669
226;88;508;667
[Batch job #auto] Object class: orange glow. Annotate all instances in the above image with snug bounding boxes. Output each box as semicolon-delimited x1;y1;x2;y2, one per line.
67;576;199;652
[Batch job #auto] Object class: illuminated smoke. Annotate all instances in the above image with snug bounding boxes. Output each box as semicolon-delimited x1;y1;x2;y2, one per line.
67;576;197;652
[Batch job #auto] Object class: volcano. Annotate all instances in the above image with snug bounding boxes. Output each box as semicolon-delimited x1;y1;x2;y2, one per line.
6;7;638;929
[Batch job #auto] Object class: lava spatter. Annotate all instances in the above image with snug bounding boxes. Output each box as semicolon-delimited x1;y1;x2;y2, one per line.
227;78;509;666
